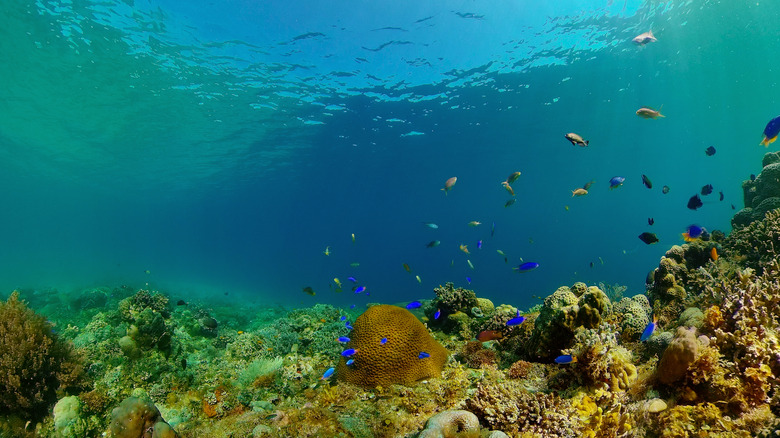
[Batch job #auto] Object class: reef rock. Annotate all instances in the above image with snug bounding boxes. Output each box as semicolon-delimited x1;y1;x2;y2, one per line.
734;152;780;228
336;305;448;387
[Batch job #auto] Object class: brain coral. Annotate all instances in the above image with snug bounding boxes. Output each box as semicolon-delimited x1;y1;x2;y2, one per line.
336;305;448;388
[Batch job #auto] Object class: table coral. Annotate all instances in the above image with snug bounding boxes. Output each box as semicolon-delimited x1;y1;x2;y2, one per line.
336;305;448;388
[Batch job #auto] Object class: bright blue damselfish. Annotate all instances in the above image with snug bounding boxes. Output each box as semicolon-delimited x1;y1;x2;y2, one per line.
321;367;335;380
506;309;525;326
554;355;576;364
418;352;430;359
609;176;626;188
640;317;657;342
514;262;539;272
406;301;422;309
762;115;780;146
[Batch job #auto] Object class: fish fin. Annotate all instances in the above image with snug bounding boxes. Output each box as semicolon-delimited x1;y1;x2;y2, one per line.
584;140;589;145
770;135;778;145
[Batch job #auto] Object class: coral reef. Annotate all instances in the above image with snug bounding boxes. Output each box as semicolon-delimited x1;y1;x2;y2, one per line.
433;283;478;316
733;151;780;228
656;327;699;385
725;209;780;273
560;324;638;392
525;284;612;361
336;305;448;387
0;292;84;419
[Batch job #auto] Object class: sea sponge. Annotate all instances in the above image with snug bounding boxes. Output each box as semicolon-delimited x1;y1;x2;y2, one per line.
656;327;699;385
417;410;480;438
108;396;178;438
336;305;448;387
0;291;83;419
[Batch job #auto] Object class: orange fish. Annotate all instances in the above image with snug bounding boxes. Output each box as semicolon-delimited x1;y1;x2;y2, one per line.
710;247;718;261
476;330;503;342
459;244;470;254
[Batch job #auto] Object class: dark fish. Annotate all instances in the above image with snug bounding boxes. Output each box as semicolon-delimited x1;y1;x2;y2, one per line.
701;184;713;196
719;191;724;201
505;199;516;207
181;358;187;370
641;174;652;189
705;146;716;156
589;262;594;268
662;185;670;194
638;232;659;244
732;204;736;210
177;300;187;306
491;221;495;237
582;180;596;190
761;115;780;147
687;194;703;210
750;174;757;181
425;240;441;248
302;286;315;296
648;217;654;225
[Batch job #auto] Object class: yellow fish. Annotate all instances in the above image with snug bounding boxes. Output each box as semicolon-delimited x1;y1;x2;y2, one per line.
459;244;470;254
351;233;356;243
501;181;515;196
572;188;588;196
636;106;665;119
333;278;342;288
323;246;331;256
505;171;522;185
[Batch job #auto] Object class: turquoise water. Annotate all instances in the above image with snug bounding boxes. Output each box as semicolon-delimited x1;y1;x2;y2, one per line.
1;0;777;309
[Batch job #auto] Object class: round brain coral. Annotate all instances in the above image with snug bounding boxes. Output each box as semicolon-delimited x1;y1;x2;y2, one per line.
336;305;448;387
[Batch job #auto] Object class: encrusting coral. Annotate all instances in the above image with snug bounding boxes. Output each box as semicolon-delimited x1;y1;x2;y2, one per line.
336;304;448;387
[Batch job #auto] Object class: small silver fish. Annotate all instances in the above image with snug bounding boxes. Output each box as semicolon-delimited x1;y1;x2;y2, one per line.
632;30;657;45
564;133;589;147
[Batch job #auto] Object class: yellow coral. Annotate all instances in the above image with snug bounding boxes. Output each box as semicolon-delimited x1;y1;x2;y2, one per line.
336;305;448;387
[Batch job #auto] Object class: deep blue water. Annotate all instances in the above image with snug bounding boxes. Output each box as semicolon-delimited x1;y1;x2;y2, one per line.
0;0;778;309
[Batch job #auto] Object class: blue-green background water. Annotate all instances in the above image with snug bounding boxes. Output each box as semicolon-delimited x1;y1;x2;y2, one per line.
1;0;776;308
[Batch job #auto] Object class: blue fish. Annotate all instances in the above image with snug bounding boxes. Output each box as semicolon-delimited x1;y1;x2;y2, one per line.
321;367;335;380
506;310;525;326
434;309;441;320
683;224;704;241
354;286;366;294
341;348;358;357
345;322;353;330
477;240;483;249
346;359;354;366
350;304;356;309
347;277;357;283
340;316;346;321
761;115;780;147
609;176;625;189
337;336;350;343
380;337;388;345
466;276;472;284
514;262;539;272
491;221;495;237
406;301;422;309
554;355;577;364
640;316;657;342
418;352;430;359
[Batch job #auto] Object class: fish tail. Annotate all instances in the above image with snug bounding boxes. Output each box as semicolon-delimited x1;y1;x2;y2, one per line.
584;140;589;146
